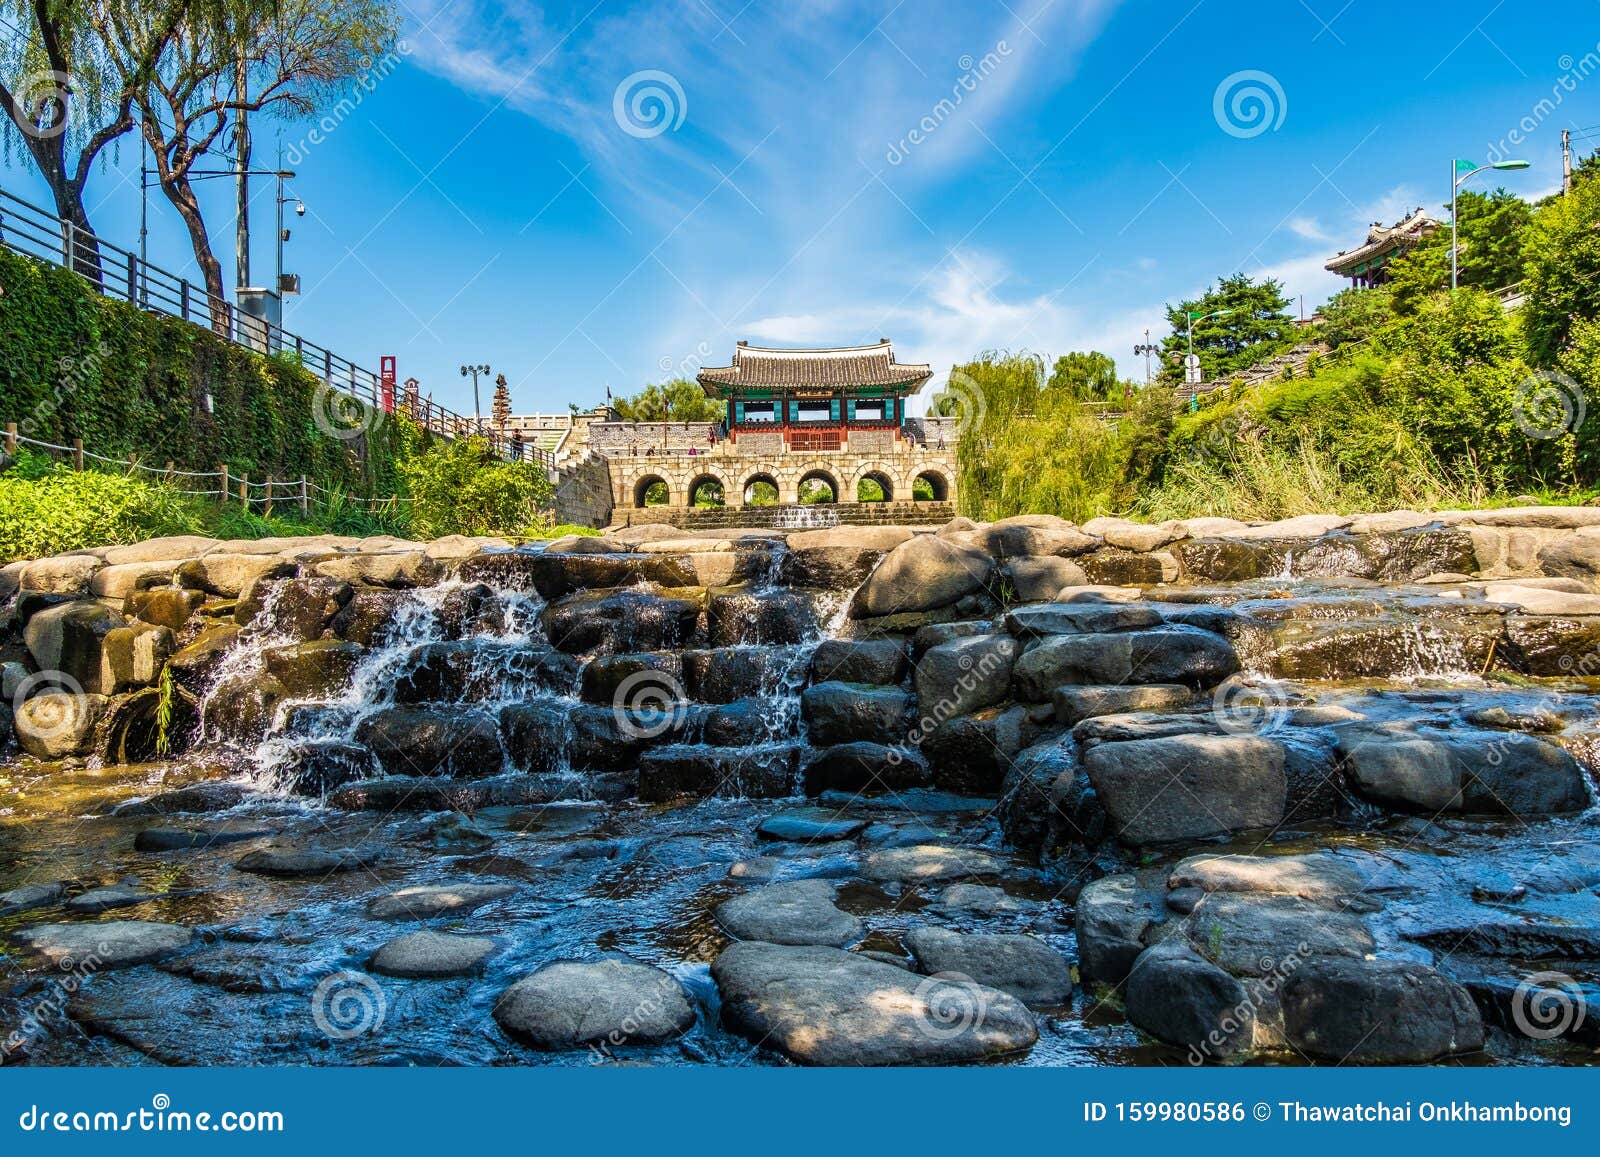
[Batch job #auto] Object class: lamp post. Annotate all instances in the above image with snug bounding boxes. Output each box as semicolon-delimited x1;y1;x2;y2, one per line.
460;364;490;427
1451;157;1530;290
275;172;303;298
1133;328;1160;386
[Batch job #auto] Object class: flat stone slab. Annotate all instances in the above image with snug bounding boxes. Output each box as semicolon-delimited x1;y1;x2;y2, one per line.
935;883;1036;916
861;845;1003;885
0;881;66;916
370;930;496;978
716;880;864;947
904;927;1073;1008
134;825;275;852
234;844;380;877
64;883;163;914
712;941;1038;1066
1166;852;1387;903
11;920;193;968
367;882;518;920
756;810;870;843
494;958;695;1050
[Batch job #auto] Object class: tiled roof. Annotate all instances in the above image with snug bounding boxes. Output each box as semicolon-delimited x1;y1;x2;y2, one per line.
698;340;932;394
1325;209;1440;274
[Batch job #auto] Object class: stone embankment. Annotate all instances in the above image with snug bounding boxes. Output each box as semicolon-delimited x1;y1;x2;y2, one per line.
2;506;1599;1066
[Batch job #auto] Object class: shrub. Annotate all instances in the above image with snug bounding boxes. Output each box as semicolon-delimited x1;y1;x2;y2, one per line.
0;468;203;560
398;437;553;537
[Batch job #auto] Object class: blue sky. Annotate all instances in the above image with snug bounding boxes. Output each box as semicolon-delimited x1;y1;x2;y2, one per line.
4;0;1593;416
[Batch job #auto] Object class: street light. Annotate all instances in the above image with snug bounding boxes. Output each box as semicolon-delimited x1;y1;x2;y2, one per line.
1133;327;1160;386
1451;157;1530;290
460;363;490;425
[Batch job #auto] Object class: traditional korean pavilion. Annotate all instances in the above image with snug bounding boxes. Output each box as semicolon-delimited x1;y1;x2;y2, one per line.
1324;209;1440;288
697;340;932;451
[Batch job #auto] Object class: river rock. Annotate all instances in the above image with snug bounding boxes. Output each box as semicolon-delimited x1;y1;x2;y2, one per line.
1334;726;1588;816
716;880;864;947
494;958;695;1050
14;692;107;758
23;600;126;691
11;920;193;968
1125;941;1254;1060
1079;549;1178;585
708;587;817;646
1052;684;1192;725
0;881;67;916
262;640;365;697
919;705;1034;796
19;554;105;595
801;741;928;795
913;634;1018;720
175;553;294;597
89;560;186;599
809;638;908;686
370;930;497;978
1166;852;1378;903
970;515;1099;560
757;810;870;842
1075;873;1164;985
368;882;517;920
542;589;703;655
1280;958;1483;1063
1157;892;1375;977
783;526;914;588
64;882;162;913
133;825;274;852
904;927;1072;1007
579;652;683;706
801;682;912;746
712;941;1037;1065
638;744;795;801
861;844;1002;885
312;551;440;589
235;843;380;877
851;535;995;618
355;707;504;779
1083;734;1286;846
1005;556;1089;601
236;576;352;639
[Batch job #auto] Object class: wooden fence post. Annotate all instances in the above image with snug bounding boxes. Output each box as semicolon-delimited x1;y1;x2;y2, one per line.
165;461;175;485
72;439;84;471
4;422;15;454
264;476;274;518
300;476;309;516
220;464;230;502
239;472;249;506
127;453;137;475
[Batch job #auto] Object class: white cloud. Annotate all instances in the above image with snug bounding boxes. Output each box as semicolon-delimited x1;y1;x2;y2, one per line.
1288;215;1329;241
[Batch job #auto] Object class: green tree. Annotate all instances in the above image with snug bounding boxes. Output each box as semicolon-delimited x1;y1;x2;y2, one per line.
1317;286;1393;350
1386;189;1532;313
1522;176;1600;365
1158;274;1294;383
398;436;552;537
612;377;724;422
1044;350;1127;404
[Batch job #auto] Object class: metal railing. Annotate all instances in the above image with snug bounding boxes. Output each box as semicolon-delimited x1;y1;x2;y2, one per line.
0;184;553;469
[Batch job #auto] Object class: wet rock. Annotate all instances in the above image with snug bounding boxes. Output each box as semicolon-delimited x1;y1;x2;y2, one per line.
1502;614;1600;675
708;587;817;646
368;882;517;920
801;741;928;795
0;881;66;916
327;588;410;645
133;825;273;852
712;941;1037;1065
638;743;795;801
235;576;353;639
809;638;907;686
1159;892;1375;977
905;927;1072;1007
1005;602;1163;637
175;553;295;598
1079;549;1177;586
913;634;1018;719
1259;614;1500;680
920;705;1033;796
1075;873;1164;985
271;740;376;795
717;880;864;947
851;535;995;618
1052;683;1192;725
1280;958;1483;1063
1004;556;1089;601
757;809;869;842
1012;627;1238;700
99;621;176;692
23;600;126;692
235;843;381;877
936;883;1034;916
1083;734;1286;847
801;681;912;746
681;646;797;703
861;844;1002;885
164;625;239;689
261;640;364;697
1335;726;1588;816
201;671;287;744
11;920;193;968
65;882;162;913
113;781;253;816
782;526;913;588
541;588;704;655
394;640;579;704
1125;942;1254;1060
580;652;684;705
14;692;107;758
494;958;695;1050
355;707;504;779
370;931;496;978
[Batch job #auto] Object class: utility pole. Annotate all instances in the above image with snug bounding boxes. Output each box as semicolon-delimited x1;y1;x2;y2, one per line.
235;53;250;290
460;364;490;427
1564;128;1573;195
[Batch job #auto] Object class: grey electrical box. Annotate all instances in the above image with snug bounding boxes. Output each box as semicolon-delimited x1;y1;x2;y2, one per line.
236;287;282;353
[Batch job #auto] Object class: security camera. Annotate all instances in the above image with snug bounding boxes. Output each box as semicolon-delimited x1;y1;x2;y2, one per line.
295;201;305;216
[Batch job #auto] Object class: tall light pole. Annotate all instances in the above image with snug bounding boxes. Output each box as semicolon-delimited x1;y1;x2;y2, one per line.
460;364;490;426
275;170;302;299
1133;328;1160;385
1452;157;1530;290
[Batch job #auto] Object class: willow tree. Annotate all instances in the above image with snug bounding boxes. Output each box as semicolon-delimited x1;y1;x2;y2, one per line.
0;0;184;282
101;0;398;320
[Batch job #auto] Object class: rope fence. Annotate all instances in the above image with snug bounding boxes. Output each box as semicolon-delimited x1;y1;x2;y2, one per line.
2;423;414;512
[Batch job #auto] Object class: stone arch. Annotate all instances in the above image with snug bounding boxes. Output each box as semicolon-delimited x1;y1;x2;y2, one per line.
856;469;894;503
912;469;950;502
634;474;671;508
796;467;840;505
742;472;780;506
687;472;728;508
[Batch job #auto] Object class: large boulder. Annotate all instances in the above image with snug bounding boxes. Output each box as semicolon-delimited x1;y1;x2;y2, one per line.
494;958;696;1051
354;707;504;779
10;920;193;968
542;589;703;655
1334;726;1588;816
370;931;496;978
1124;941;1254;1061
312;551;440;589
860;845;1003;885
235;576;352;639
1279;958;1484;1063
808;638;908;686
707;588;817;646
13;692;107;758
1075;873;1164;985
801;741;929;795
1011;627;1238;700
174;553;294;597
801;681;912;746
89;559;187;599
782;526;914;588
1004;557;1088;601
716;880;864;947
23;600;126;692
966;515;1099;560
1083;734;1286;847
18;554;105;596
850;535;995;618
913;634;1018;720
261;640;365;697
1053;684;1192;725
712;941;1037;1065
904;927;1072;1008
637;744;795;801
919;705;1035;796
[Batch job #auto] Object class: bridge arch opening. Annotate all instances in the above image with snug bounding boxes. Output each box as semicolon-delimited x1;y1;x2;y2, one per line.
634;475;670;508
743;473;779;506
688;474;726;507
797;469;839;505
912;470;949;502
857;471;894;503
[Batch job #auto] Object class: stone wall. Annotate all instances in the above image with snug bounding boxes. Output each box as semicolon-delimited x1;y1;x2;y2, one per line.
605;445;959;511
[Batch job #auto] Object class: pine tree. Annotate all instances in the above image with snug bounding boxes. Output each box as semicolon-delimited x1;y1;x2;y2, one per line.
1157;274;1295;383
